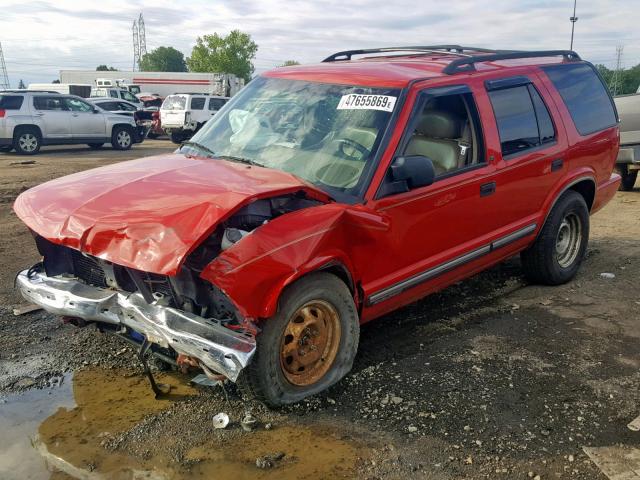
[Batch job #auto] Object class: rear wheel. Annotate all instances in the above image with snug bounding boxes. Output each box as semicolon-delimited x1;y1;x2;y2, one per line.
615;165;637;191
521;190;589;285
87;143;104;150
170;131;185;144
13;127;41;155
111;126;133;150
238;272;359;407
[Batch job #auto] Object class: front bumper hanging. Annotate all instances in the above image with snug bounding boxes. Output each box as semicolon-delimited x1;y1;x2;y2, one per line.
16;269;256;381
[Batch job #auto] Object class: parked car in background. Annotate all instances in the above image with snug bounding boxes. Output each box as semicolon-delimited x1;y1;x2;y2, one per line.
28;83;92;98
0;91;142;154
14;46;620;407
88;98;150;140
91;87;143;108
614;92;640;190
160;94;229;143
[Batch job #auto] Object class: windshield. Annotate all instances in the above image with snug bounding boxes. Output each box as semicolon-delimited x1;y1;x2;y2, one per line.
186;77;399;195
121;91;138;103
162;95;186;110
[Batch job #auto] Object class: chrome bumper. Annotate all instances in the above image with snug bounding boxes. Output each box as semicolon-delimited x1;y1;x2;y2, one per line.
16;269;256;381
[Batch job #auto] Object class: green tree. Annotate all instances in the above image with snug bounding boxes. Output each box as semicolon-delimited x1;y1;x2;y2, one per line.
595;63;640;96
279;60;300;67
187;30;258;82
96;65;118;71
140;46;187;72
18;79;25;89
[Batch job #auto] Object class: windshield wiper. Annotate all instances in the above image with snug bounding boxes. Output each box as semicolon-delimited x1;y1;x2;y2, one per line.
180;141;216;157
215;154;263;167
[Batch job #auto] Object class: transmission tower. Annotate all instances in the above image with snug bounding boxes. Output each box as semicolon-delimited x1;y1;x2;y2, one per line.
138;13;147;59
132;20;140;71
0;42;10;89
611;45;624;96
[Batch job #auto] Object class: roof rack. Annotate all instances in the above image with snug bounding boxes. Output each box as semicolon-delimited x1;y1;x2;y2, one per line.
322;45;503;62
442;50;581;75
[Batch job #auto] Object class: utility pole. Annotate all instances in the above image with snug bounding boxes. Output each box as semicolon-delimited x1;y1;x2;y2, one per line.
611;45;624;96
0;42;10;89
569;0;578;50
132;13;147;71
138;13;147;60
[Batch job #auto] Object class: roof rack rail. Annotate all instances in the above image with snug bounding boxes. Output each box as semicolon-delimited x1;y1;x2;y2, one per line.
322;45;501;62
442;50;581;75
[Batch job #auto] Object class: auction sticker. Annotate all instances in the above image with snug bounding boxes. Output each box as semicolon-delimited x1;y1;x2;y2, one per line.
337;94;397;112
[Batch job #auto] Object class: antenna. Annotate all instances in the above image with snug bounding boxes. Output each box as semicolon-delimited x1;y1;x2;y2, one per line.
569;0;578;50
0;42;10;89
611;45;624;96
132;20;140;71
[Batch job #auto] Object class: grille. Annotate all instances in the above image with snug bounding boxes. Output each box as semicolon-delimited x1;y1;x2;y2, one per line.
141;272;174;299
70;250;108;288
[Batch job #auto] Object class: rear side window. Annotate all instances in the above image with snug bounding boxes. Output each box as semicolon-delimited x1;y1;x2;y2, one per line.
33;96;66;111
542;63;617;136
208;98;226;111
488;84;556;157
0;95;24;109
109;90;119;98
190;97;206;110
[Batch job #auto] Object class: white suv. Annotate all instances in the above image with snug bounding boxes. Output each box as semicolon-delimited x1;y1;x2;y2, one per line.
160;94;229;143
0;92;143;155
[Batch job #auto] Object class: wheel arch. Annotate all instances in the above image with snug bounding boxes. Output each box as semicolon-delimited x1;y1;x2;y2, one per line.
13;124;43;139
540;175;596;234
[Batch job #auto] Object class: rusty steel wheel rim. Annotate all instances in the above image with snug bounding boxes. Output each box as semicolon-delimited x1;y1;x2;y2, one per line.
279;300;342;386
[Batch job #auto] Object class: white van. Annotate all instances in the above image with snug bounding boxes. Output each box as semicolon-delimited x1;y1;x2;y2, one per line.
160;94;229;143
28;83;92;98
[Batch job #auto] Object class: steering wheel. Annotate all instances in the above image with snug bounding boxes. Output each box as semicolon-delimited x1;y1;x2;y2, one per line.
331;138;371;162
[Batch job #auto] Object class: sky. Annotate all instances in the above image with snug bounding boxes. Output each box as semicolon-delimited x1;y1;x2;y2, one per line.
1;0;639;88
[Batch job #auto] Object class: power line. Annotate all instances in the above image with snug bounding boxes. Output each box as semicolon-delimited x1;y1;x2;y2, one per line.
610;45;624;96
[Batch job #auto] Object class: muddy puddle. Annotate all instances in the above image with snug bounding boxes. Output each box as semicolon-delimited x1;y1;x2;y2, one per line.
1;369;367;479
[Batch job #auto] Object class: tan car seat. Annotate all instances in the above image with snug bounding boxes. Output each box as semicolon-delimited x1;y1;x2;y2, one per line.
405;110;463;175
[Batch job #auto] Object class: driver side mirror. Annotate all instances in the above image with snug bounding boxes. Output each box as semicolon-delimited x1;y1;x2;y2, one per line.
378;155;435;197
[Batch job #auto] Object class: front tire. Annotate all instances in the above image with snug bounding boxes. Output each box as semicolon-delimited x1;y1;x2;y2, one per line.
521;190;589;285
238;272;359;407
615;165;637;191
170;131;185;144
111;126;133;150
13;127;41;155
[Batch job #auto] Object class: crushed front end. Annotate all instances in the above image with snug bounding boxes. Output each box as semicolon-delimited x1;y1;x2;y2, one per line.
16;236;256;381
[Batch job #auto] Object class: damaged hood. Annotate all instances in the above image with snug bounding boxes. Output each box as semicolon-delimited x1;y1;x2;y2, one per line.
14;153;330;275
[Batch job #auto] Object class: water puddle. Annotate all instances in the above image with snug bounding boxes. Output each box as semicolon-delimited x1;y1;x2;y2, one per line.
1;369;367;479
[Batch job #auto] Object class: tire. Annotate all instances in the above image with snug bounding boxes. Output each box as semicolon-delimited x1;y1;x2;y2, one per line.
170;131;184;144
111;126;133;150
238;272;360;407
146;132;159;139
521;190;589;285
615;165;637;191
0;145;12;153
13;127;41;155
87;143;104;150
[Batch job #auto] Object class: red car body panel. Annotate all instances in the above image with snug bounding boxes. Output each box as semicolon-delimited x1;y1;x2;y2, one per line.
13;153;330;275
14;54;621;329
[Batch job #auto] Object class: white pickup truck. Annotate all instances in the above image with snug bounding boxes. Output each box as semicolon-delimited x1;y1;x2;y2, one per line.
614;92;640;190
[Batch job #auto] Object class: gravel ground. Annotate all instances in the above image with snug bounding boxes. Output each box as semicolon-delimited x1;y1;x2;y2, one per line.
1;143;639;479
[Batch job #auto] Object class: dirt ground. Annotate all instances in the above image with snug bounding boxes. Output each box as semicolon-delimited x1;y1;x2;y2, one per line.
0;141;639;479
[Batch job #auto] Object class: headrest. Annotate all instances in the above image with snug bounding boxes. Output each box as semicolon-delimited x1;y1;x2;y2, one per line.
416;110;462;139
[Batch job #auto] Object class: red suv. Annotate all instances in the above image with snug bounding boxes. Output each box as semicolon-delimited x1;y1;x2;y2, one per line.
14;46;620;406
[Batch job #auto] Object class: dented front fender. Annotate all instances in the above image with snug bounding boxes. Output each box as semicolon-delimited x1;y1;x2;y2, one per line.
201;203;389;320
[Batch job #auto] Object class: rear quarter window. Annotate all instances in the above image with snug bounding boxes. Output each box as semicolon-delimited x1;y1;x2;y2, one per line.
190;97;206;110
162;96;186;110
542;63;617;136
0;95;24;109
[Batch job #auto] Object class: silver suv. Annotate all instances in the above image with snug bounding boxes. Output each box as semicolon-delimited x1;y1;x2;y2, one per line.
0;92;143;155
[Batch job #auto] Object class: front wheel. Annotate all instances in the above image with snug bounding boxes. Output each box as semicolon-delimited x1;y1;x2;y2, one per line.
521;190;589;285
170;131;185;144
238;272;359;407
111;126;133;150
615;165;637;191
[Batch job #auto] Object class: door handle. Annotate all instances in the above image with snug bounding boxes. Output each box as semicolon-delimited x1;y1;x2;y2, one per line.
551;158;564;172
480;181;496;197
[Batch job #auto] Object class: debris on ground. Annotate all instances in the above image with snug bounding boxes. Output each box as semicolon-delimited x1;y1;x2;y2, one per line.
255;451;285;469
212;413;229;429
